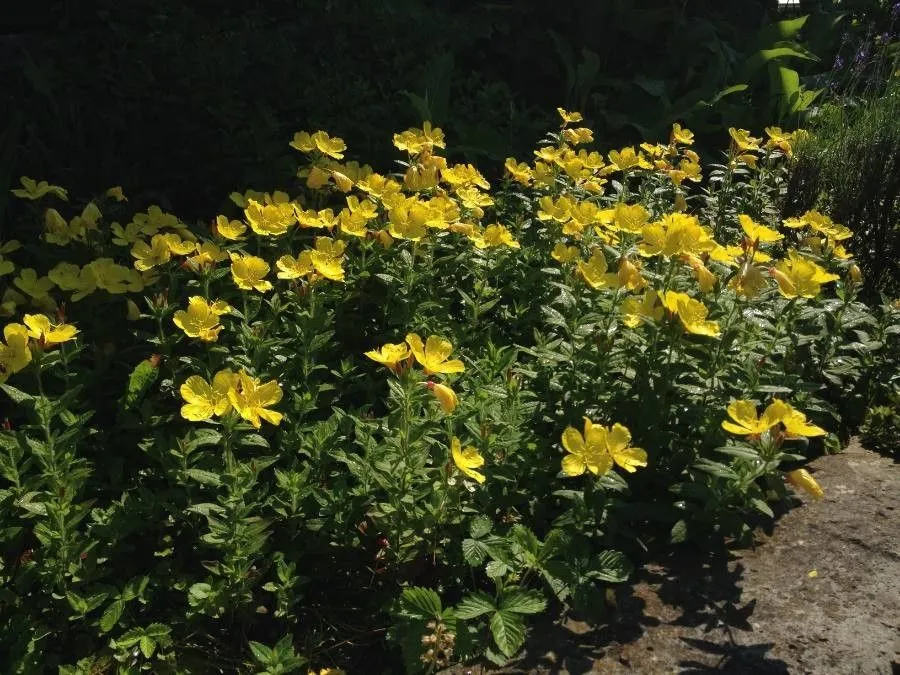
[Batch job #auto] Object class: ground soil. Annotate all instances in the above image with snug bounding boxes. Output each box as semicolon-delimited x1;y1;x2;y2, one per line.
451;440;900;674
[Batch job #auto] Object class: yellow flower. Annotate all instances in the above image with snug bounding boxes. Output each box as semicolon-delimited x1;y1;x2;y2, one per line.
683;254;717;293
638;213;716;258
427;381;458;414
309;237;346;282
605;423;648;473
291;130;347;159
23;314;78;347
557;108;584;124
563;127;594;145
739;214;783;245
621;290;664;328
786;468;824;500
214;215;247;240
451;437;485;484
406;333;464;375
728;263;768;299
387;200;429;242
0;323;32;380
613;203;650;234
560;417;611;477
721;399;784;435
442;163;490;190
245;200;296;237
13;268;55;302
105;186;127;202
607;147;651;171
173;296;231;342
338;210;369;237
662;291;720;337
131;235;172;271
764;126;794;156
228;372;283;428
671;123;695;145
82;258;141;296
44;208;77;245
577;249;619;290
111;221;144;246
551;242;580;264
186;242;228;272
276;252;314;280
617;258;646;291
392;122;445;154
771;250;840;299
230;253;273;292
471;224;520;250
11;176;68;201
365;342;410;371
357;173;403;201
729;128;761;152
504;158;533;185
296;207;337;230
179;369;238;421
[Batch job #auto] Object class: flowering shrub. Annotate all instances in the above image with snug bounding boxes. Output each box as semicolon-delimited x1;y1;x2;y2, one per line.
1;110;897;673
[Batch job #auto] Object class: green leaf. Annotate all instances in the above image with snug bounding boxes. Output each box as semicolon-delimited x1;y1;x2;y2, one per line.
248;640;274;664
184;468;222;487
469;514;492;539
462;538;491;566
490;609;526;658
751;498;775;518
139;636;156;659
455;592;496;619
400;587;442;618
121;359;160;410
500;589;546;615
743;47;817;78
755;15;808;45
0;384;33;404
143;623;171;639
99;599;125;633
589;550;633;583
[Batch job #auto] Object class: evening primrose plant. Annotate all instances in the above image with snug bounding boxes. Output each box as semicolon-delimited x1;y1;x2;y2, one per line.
0;108;896;673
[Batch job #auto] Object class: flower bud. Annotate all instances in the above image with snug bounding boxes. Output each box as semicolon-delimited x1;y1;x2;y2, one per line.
849;264;862;284
426;381;458;414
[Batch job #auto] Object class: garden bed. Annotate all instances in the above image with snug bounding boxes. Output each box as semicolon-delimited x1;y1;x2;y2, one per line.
457;439;899;674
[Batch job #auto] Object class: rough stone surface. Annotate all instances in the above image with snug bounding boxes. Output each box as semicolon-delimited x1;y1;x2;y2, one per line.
449;441;899;674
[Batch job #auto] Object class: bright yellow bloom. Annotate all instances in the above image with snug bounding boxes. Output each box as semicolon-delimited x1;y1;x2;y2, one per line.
405;333;464;375
392;122;445;154
563;127;594;145
11;176;68;201
357;173;404;201
639;213;716;258
82;259;142;296
729;128;761;152
578;249;619;290
309;237;346;282
721;399;784;435
291;130;347;159
560;417;611;477
23;314;78;347
683;254;717;293
131;234;194;271
621;290;664;328
662;291;720;337
228;372;283;428
428;381;458;414
771;250;840;299
295;207;337;230
605;423;648;473
230;253;273;292
186;242;228;272
245;199;296;237
13;268;55;302
0;323;32;381
365;342;410;371
179;369;238;421
346;196;378;220
617;258;646;291
722;399;826;438
764;126;794;157
387;200;429;241
471;224;520;250
557;108;583;124
276;252;314;280
671;123;695;145
504;158;533;185
786;468;824;500
613;203;650;234
214;215;247;240
442;163;490;190
608;147;650;171
338;209;369;237
173;296;231;342
551;242;580;264
451;437;485;484
739;214;783;244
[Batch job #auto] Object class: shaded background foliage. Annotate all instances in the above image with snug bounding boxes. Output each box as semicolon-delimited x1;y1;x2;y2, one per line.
0;0;865;222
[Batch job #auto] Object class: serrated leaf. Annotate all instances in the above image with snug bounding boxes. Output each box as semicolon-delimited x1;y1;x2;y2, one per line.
121;359;159;410
455;592;495;619
462;538;490;566
500;588;546;615
589;550;633;583
469;514;492;539
400;586;442;618
139;636;156;659
99;599;125;633
485;560;508;579
490;609;526;658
